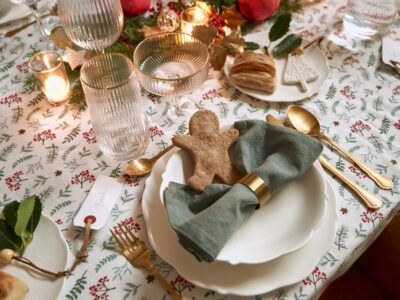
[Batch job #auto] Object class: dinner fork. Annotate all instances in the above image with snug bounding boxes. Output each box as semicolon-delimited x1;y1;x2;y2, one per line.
110;223;182;300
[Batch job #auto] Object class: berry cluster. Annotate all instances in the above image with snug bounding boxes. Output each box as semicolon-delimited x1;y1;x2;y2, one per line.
361;210;384;226
89;276;115;300
208;12;225;35
33;129;56;145
340;85;356;100
71;170;96;188
5;171;26;191
350;120;371;135
83;128;97;144
115;217;141;234
342;55;360;66
149;125;164;141
0;93;22;106
202;89;222;102
122;174;141;187
302;267;327;289
16;61;30;74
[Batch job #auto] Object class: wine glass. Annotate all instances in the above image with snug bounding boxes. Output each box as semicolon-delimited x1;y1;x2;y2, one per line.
134;32;209;115
10;0;52;49
57;0;124;52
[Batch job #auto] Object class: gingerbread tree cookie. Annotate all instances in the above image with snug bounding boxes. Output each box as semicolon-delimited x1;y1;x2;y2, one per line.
172;109;241;192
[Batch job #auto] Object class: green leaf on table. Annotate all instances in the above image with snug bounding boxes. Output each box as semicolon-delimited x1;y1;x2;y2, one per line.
3;201;20;228
269;13;292;42
27;196;42;234
14;195;36;245
244;41;260;51
272;34;302;58
0;219;22;251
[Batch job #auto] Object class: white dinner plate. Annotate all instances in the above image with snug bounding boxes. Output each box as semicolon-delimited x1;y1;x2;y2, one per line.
160;149;327;265
0;214;69;300
224;32;330;102
142;149;338;296
0;3;30;26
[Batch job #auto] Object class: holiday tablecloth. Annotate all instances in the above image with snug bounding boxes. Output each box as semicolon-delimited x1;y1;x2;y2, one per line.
1;1;400;299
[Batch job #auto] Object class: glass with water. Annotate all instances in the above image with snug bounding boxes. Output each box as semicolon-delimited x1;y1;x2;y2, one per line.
80;53;149;161
343;0;397;38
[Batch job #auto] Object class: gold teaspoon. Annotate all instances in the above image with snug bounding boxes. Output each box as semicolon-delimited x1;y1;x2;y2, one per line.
287;105;393;190
125;144;175;176
266;114;382;210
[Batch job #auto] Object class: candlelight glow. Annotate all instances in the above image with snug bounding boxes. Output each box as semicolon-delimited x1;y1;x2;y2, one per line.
181;7;209;34
43;75;70;103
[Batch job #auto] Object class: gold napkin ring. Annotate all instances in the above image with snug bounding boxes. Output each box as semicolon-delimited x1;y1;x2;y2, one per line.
238;173;271;209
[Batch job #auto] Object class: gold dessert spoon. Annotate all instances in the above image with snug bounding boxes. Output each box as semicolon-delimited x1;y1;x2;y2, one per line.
287;105;392;190
266;114;382;210
125;144;175;176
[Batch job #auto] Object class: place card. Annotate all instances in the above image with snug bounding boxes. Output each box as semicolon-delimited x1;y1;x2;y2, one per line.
74;175;123;230
382;37;400;67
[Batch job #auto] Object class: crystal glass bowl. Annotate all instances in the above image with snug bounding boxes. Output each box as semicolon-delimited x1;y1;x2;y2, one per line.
133;32;209;107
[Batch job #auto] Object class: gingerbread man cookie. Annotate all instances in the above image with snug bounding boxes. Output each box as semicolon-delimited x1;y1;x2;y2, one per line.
172;109;241;192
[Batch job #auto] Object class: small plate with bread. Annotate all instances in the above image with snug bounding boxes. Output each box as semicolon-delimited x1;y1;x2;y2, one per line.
224;31;329;102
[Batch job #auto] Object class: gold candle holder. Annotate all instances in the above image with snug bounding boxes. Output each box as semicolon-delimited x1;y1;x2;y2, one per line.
180;7;209;34
28;51;70;106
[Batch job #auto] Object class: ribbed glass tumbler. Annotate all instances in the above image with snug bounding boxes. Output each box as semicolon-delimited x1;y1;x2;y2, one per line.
80;53;149;161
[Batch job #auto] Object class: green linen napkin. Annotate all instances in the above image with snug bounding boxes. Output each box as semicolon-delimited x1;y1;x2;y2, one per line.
164;120;323;262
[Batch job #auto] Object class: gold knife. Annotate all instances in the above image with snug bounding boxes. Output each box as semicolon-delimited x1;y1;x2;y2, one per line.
266;114;382;210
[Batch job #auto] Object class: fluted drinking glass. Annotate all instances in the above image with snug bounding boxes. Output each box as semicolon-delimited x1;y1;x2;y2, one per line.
134;32;209;114
80;53;149;161
57;0;124;52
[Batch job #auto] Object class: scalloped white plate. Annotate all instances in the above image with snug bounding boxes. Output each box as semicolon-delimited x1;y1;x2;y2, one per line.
142;149;338;296
160;149;327;265
224;32;329;102
0;213;69;300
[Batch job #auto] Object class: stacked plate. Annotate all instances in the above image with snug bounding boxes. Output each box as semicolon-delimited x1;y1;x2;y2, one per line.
142;146;338;296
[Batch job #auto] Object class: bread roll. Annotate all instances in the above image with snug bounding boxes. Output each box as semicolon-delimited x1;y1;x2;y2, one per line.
231;52;276;76
0;271;29;300
230;52;277;93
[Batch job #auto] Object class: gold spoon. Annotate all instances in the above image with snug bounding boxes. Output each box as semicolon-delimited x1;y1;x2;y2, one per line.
125;144;175;176
266;114;382;210
287;105;393;190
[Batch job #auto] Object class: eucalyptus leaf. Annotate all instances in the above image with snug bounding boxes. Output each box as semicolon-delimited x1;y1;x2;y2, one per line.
0;219;22;251
272;34;302;58
3;201;20;228
15;195;36;244
27;196;42;234
269;13;291;42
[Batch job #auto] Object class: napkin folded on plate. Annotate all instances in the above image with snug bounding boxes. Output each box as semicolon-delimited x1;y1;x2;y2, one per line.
165;120;323;262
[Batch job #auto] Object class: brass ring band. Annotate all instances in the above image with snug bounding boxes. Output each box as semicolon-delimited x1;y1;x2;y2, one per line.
238;173;271;208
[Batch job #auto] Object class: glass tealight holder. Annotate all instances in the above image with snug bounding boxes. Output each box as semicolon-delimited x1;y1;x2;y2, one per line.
180;7;209;34
28;51;70;105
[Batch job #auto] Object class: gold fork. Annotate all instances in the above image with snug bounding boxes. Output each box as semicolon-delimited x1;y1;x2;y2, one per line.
110;223;182;300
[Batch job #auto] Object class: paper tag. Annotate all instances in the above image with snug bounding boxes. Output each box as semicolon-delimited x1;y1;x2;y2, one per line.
382;37;400;67
74;175;123;230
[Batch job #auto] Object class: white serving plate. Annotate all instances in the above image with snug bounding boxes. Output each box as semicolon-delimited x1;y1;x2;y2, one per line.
160;148;327;265
224;31;330;102
0;214;69;300
142;149;338;296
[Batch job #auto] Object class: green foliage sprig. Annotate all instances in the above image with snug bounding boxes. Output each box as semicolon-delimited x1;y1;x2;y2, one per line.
0;195;42;254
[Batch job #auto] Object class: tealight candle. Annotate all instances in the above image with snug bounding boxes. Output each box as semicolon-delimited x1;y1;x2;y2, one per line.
28;51;71;106
181;7;209;35
43;75;70;104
